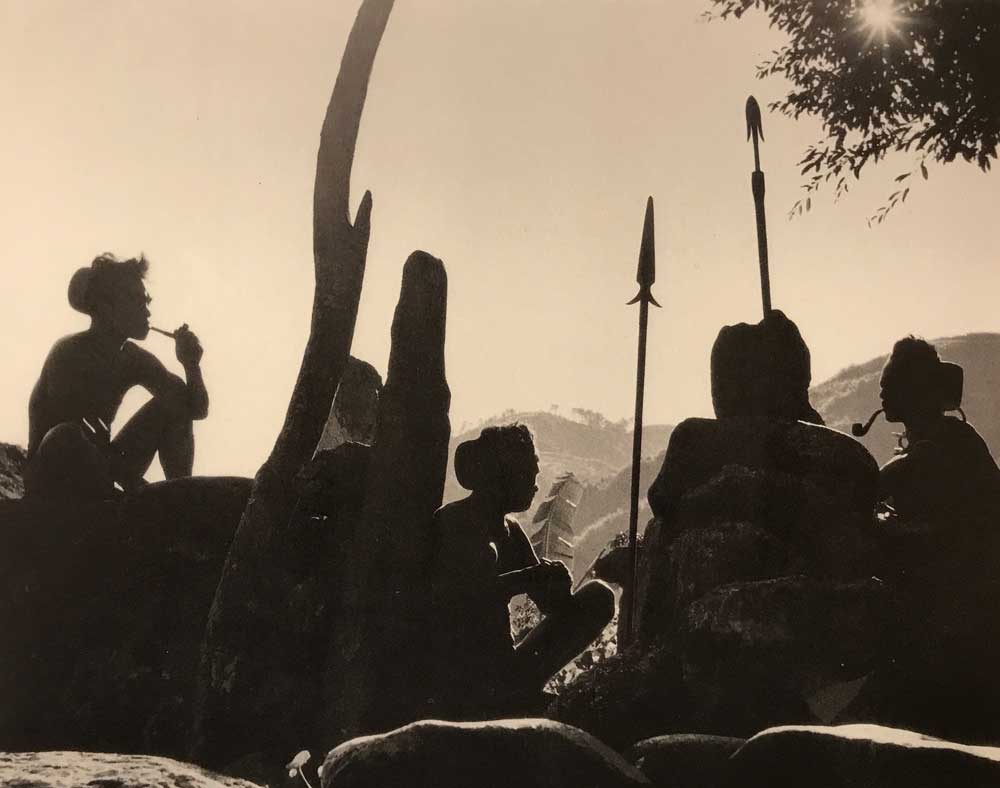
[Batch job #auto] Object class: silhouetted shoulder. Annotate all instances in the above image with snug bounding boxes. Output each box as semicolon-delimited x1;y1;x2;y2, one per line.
120;340;159;371
434;499;472;529
42;332;90;366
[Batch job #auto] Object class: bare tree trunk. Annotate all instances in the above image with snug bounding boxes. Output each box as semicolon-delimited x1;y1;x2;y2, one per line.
192;0;395;768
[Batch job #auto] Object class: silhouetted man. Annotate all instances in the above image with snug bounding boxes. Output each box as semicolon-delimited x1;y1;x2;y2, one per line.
26;253;208;497
878;336;1000;528
430;424;615;717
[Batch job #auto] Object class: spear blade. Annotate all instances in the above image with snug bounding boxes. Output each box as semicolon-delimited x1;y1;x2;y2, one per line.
627;196;661;308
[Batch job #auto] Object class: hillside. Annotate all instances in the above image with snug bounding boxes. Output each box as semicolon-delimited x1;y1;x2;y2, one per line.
812;332;1000;465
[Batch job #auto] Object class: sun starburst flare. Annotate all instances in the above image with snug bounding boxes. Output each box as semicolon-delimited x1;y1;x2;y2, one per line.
857;0;907;46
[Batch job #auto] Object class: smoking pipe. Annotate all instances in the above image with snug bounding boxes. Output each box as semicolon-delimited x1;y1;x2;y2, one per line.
851;408;884;437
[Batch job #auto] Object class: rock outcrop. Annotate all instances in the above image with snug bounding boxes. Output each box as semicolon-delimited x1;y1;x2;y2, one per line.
730;724;1000;788
0;477;251;757
553;405;884;744
319;719;650;788
0;751;262;788
628;733;744;788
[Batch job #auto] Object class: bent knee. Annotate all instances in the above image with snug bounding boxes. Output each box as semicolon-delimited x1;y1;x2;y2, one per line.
38;422;95;458
30;422;110;497
575;580;616;625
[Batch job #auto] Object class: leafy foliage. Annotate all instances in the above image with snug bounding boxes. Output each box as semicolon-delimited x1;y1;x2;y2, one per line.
708;0;1000;222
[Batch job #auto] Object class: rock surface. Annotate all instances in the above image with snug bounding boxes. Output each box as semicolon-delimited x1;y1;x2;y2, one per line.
647;418;878;522
555;416;884;745
628;734;743;788
0;476;251;756
0;751;262;788
322;251;452;743
320;719;650;788
731;724;1000;788
711;310;823;424
548;645;692;751
317;356;383;450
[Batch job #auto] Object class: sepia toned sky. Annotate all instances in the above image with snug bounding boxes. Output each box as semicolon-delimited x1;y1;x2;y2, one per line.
2;0;998;478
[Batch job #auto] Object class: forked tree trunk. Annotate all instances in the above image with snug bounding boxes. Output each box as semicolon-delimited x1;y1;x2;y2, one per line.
192;0;396;768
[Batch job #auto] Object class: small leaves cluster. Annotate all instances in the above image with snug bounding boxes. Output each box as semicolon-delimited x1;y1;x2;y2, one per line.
708;0;1000;222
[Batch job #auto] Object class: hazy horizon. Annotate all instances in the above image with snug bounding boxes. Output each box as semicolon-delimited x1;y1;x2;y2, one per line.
3;1;998;478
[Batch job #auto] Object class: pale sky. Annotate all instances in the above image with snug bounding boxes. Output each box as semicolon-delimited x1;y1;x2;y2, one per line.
2;1;997;478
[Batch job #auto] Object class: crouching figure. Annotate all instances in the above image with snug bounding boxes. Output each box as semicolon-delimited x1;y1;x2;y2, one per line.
429;423;614;717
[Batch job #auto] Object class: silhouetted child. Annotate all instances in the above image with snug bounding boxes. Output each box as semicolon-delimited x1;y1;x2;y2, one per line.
26;253;208;498
430;423;614;717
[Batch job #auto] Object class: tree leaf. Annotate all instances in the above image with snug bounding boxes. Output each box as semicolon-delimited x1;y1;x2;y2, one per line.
921;162;929;180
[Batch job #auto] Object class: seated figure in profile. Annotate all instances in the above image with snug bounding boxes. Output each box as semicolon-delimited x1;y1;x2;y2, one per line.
430;423;615;717
877;336;1000;529
26;253;208;499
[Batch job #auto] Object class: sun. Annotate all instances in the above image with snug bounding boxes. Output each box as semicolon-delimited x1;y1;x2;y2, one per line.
857;0;905;46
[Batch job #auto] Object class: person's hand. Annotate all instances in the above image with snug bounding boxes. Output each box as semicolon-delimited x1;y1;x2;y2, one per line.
543;559;572;589
535;559;572;607
174;324;203;368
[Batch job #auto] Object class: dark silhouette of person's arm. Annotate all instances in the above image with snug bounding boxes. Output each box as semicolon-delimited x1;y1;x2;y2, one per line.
431;507;544;608
504;520;571;613
129;340;208;421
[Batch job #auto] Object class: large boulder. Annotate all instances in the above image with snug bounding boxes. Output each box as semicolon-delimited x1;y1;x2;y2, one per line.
635;520;790;640
729;724;1000;787
0;476;251;756
557;414;887;743
628;734;744;788
710;310;822;424
319;719;650;788
647;418;878;522
681;576;889;713
549;645;692;751
636;419;880;648
0;751;262;788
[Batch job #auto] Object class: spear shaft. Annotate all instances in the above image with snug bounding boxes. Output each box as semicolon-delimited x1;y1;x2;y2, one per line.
622;196;659;649
747;96;772;317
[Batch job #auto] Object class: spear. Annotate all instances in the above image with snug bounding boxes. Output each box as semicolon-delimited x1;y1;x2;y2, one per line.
746;95;771;317
621;196;659;649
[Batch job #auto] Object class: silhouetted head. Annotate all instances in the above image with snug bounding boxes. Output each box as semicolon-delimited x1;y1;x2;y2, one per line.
454;423;539;514
68;253;151;340
880;336;943;424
